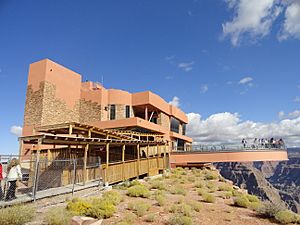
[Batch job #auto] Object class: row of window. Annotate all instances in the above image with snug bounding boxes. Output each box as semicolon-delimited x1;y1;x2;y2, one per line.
110;105;130;120
109;105;186;135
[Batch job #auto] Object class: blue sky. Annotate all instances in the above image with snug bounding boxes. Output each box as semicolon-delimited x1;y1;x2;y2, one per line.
0;0;300;153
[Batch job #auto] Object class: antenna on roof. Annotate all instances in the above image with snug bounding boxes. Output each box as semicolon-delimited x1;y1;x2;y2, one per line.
101;76;104;87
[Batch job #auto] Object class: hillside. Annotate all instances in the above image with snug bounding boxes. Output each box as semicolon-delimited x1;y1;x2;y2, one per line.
216;148;300;213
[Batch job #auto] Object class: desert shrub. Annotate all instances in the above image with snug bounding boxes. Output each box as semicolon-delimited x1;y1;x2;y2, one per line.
202;193;216;203
127;185;150;198
66;198;92;215
145;213;156;222
86;199;116;219
170;204;192;217
194;181;205;188
172;167;187;175
204;171;219;180
121;211;137;224
0;204;35;225
150;180;166;190
186;200;202;212
232;189;243;197
233;195;250;208
102;190;122;205
256;201;286;218
197;188;207;196
187;176;196;183
155;194;166;206
168;214;192;225
128;200;151;217
67;197;116;219
44;207;73;225
130;179;142;186
221;191;233;199
170;184;187;196
274;210;300;224
219;176;226;182
218;184;233;192
248;202;262;211
246;194;260;203
206;182;217;193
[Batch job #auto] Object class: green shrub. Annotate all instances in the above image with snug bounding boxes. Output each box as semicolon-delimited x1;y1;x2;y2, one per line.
121;211;137;224
130;180;142;186
170;184;187;196
150;180;166;190
274;210;300;224
86;199;116;219
168;214;192;225
155;194;166;206
202;193;216;203
246;194;260;203
197;188;207;196
127;185;150;198
145;213;156;222
0;204;35;225
44;207;73;225
170;204;192;217
66;198;92;215
206;182;217;193
256;201;286;218
187;176;196;183
172;167;187;175
221;191;233;199
128;200;151;217
67;197;116;219
204;171;219;180
218;184;233;192
186;200;202;212
194;181;205;188
233;195;250;208
102;190;122;205
248;202;262;211
232;189;243;197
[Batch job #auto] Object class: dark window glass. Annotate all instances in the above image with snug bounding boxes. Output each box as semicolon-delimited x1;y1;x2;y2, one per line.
170;117;180;133
110;105;116;120
182;124;186;135
125;105;130;118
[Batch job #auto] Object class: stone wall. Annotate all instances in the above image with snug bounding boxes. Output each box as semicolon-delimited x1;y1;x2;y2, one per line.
109;104;134;120
79;100;102;123
158;112;170;130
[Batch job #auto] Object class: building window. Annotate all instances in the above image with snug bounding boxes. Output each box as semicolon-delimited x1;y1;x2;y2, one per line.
110;105;116;120
182;124;186;135
125;105;130;118
170;117;180;133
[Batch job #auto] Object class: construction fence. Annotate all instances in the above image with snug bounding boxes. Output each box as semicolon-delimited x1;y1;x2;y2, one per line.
0;155;102;206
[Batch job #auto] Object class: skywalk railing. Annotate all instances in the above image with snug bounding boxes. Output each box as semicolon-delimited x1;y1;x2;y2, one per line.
175;143;287;152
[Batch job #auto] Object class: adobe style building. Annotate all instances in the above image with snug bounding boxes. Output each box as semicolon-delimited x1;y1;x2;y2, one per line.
21;59;192;157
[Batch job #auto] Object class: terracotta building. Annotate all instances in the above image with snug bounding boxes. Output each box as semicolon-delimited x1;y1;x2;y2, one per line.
21;59;192;157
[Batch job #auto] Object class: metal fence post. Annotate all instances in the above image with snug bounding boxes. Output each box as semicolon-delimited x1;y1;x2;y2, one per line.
32;158;39;201
72;159;77;196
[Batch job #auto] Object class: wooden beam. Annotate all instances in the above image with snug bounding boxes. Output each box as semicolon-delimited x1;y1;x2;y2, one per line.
83;144;89;185
69;124;73;135
163;143;167;172
137;144;140;178
145;106;148;121
105;143;110;184
122;144;125;181
147;144;150;176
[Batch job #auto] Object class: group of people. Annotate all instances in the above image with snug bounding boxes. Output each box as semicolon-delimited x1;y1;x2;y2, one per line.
241;138;285;149
0;158;23;201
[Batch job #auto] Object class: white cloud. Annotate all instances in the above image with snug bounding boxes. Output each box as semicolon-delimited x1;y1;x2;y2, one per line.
278;111;285;119
200;84;209;93
239;76;253;84
187;111;300;147
294;96;300;102
222;0;282;46
169;96;180;108
288;110;300;118
178;61;194;72
10;125;22;136
279;1;300;40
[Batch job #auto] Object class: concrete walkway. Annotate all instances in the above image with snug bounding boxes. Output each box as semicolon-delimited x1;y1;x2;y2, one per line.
0;180;102;207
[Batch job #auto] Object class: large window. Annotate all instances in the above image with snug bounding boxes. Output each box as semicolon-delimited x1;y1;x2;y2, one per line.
125;105;130;118
170;117;180;133
110;105;116;120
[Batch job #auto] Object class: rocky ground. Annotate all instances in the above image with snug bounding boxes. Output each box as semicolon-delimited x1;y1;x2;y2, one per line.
24;167;292;225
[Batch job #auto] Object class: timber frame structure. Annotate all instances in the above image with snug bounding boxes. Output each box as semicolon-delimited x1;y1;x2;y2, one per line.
19;122;170;185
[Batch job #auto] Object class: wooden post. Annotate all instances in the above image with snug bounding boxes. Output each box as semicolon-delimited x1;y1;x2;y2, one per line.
122;144;125;181
145;106;148;121
36;138;42;161
156;144;159;171
163;144;167;172
18;139;23;157
69;124;73;136
137;144;140;178
147;144;150;176
105;143;110;184
83;144;89;185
